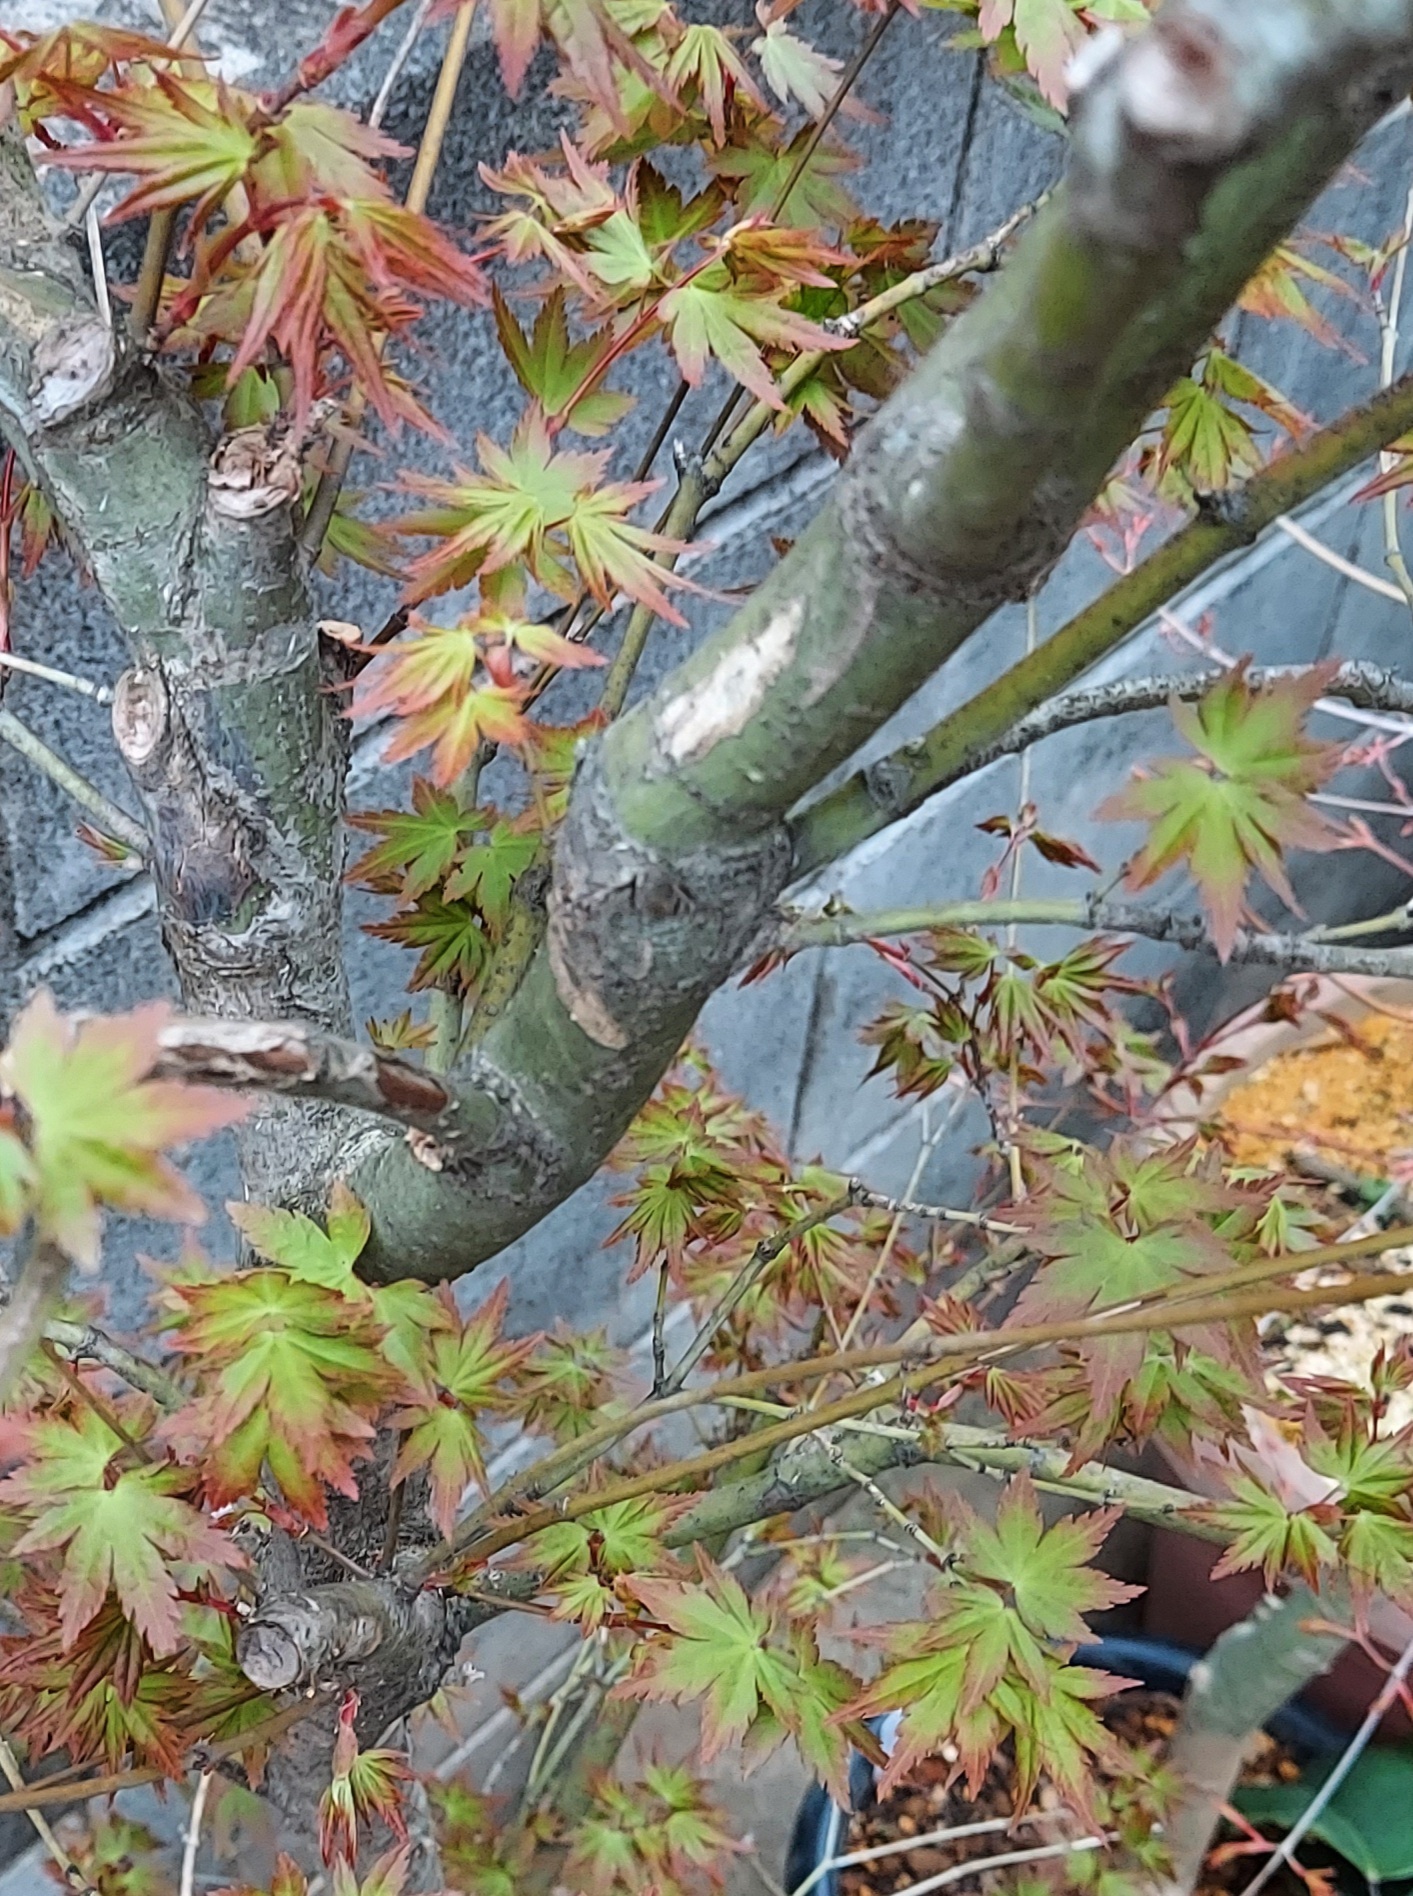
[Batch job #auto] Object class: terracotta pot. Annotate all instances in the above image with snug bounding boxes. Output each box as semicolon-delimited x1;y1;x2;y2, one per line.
1145;974;1413;1739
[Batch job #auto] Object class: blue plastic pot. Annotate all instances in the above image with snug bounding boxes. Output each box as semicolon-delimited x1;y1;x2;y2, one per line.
783;1636;1346;1896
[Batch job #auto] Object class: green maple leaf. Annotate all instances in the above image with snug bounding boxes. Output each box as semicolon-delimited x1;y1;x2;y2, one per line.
228;1179;371;1294
45;71;258;224
441;820;540;923
1203;1475;1341;1588
161;1268;398;1525
1100;662;1342;957
622;1556;855;1797
663;23;762;143
963;1475;1139;1642
1011;1140;1246;1417
660;263;840;409
1341;1510;1413;1606
845;1478;1134;1812
710;129;859;228
493;286;633;435
2;1408;237;1656
519;1324;623;1441
365;894;493;991
347;783;483;899
0;992;248;1266
389;1281;537;1534
521;1493;683;1629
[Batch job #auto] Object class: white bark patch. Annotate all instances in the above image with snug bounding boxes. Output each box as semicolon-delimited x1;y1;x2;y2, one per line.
31;315;114;427
112;666;168;766
1118;13;1247;161
658;599;802;766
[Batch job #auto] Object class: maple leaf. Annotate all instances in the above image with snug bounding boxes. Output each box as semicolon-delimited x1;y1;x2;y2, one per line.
976;0;1087;110
0;1594;195;1774
752;15;843;118
394;412;688;622
567;1760;740;1896
227;1181;370;1294
664;23;764;144
518;1492;685;1629
519;1324;624;1441
711;128;859;228
0;1408;239;1656
1008;1139;1256;1423
44;72;259;226
1099;661;1343;957
208;198;486;432
843;1477;1137;1813
1201;1474;1341;1589
0;23;179;130
389;1281;538;1533
160;1268;398;1525
0;992;248;1267
352;622;534;786
1341;1510;1413;1609
1238;243;1362;355
319;1691;410;1865
621;1554;856;1799
347;783;484;899
366;1010;438;1055
658;258;844;408
365;894;494;991
493;286;634;435
861;999;963;1100
441;819;540;923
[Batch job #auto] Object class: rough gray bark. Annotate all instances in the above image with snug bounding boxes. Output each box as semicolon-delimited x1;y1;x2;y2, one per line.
0;122;351;1208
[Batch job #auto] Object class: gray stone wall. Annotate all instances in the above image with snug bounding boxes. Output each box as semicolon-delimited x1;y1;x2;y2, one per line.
3;0;1412;1347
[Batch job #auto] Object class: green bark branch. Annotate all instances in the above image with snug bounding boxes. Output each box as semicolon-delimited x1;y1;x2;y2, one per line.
352;0;1413;1283
779;893;1413;978
791;372;1413;876
1157;1583;1351;1896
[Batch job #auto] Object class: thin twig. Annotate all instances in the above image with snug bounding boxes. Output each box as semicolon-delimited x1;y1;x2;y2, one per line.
1376;179;1413;614
370;0;436;127
790;1811;1080;1896
662;1194;853;1397
1236;1632;1413;1896
0;706;148;858
869;1836;1107;1896
1273;515;1406;603
818;1438;953;1566
180;1772;213;1896
83;206;111;328
651;1259;671;1395
839;1110;938;1354
300;0;476;556
0;1736;98;1896
42;1318;185;1408
0;651;112;702
850;1184;1023;1235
